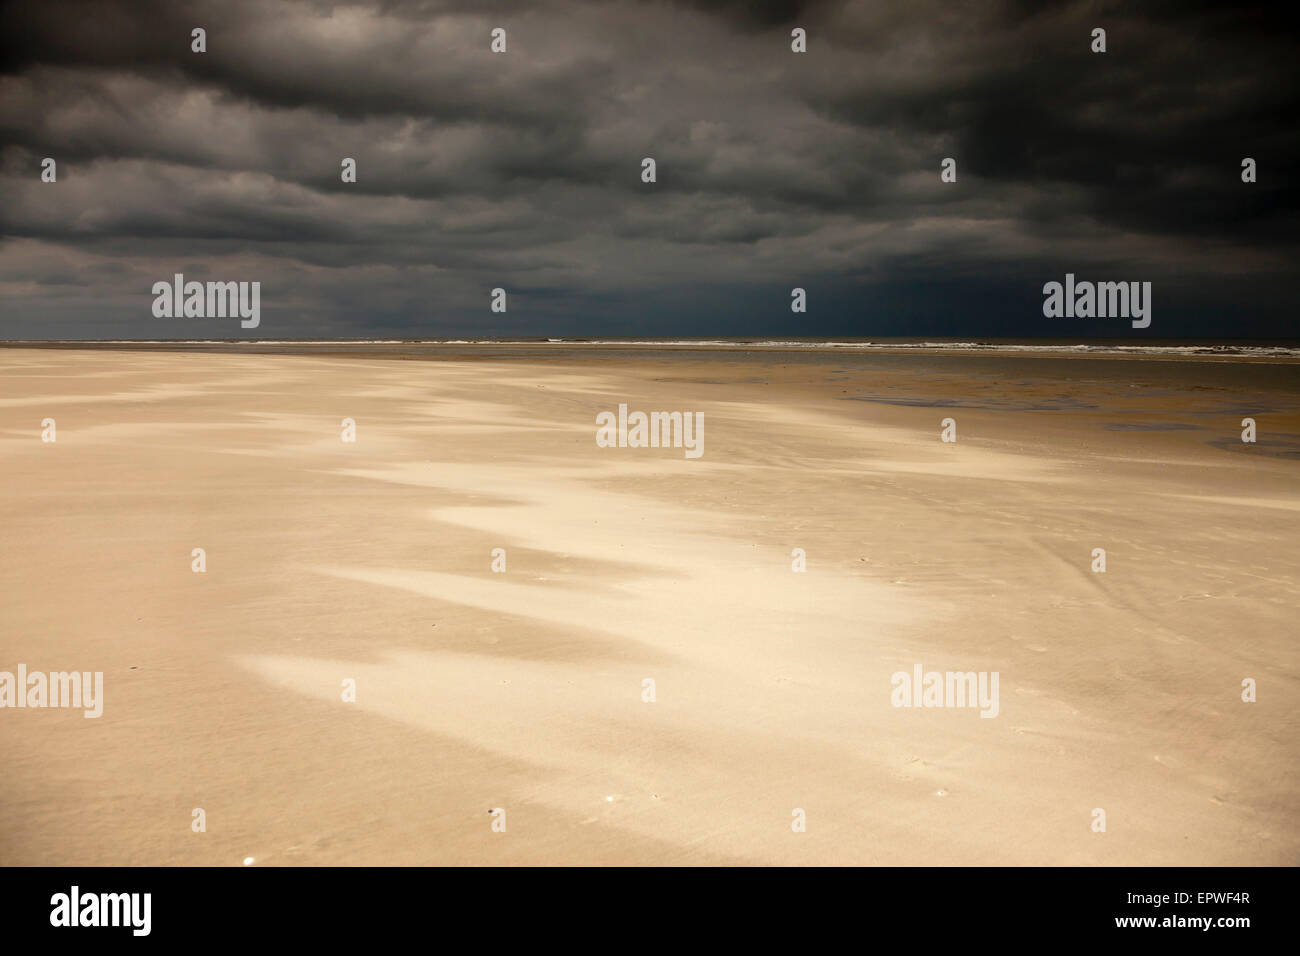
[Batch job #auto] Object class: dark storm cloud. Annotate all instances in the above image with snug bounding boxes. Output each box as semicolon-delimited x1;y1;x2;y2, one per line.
0;0;1295;338
799;3;1297;224
655;0;826;28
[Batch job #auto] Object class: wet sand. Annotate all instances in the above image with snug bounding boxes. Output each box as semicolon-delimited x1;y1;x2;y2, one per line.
1;346;1297;865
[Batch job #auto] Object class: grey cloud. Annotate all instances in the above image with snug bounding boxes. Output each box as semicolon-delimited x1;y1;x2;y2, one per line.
0;0;1295;339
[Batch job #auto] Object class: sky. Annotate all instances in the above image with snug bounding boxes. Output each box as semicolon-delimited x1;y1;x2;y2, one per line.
1;0;1295;340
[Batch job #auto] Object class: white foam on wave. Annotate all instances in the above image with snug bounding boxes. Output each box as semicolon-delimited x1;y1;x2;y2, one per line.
19;339;1300;357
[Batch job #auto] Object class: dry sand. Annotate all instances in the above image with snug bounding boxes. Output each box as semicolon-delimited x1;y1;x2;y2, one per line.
1;346;1297;865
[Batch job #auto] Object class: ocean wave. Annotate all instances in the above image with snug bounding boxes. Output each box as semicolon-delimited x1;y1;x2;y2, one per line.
31;339;1300;357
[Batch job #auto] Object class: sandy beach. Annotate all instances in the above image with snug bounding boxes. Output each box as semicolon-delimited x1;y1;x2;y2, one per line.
1;345;1297;865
